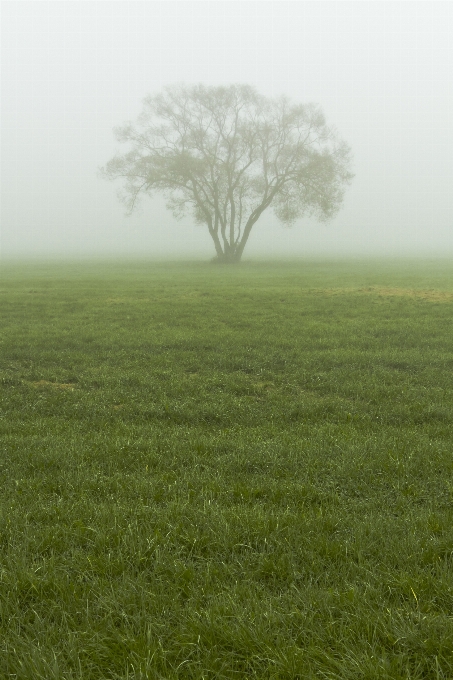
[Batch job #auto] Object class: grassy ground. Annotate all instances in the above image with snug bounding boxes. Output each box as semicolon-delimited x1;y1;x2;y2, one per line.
1;258;453;679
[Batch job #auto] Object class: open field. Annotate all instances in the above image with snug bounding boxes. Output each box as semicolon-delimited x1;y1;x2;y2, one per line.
1;258;453;679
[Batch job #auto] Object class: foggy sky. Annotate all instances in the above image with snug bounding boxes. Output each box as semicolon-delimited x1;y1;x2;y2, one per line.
2;1;453;259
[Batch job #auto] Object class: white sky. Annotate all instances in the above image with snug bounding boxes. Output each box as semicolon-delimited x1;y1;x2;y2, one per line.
2;1;453;258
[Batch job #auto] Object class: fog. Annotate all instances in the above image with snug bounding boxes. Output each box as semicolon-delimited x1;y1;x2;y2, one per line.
2;1;452;260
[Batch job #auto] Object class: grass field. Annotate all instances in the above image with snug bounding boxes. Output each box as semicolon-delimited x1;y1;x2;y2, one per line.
1;258;453;679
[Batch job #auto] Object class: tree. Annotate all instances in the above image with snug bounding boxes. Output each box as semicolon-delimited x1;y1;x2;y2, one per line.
101;84;353;263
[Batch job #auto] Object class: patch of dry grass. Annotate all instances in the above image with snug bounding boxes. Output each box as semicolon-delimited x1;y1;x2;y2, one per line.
312;286;453;302
28;380;77;390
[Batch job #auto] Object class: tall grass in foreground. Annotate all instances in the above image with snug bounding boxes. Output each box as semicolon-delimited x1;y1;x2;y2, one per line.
1;259;453;679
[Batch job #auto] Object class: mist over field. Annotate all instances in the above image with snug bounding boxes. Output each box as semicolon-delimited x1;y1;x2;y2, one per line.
2;1;453;260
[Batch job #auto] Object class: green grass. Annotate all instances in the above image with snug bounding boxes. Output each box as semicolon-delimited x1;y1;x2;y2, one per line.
1;258;453;679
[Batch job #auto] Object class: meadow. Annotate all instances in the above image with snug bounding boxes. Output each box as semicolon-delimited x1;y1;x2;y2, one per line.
1;258;453;679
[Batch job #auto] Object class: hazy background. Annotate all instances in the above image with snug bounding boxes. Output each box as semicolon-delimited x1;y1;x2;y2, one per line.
2;1;452;260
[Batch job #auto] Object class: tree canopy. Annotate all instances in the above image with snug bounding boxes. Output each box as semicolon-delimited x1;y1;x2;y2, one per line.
101;84;353;262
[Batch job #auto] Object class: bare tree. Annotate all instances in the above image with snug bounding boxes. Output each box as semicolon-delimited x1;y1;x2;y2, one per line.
101;84;353;262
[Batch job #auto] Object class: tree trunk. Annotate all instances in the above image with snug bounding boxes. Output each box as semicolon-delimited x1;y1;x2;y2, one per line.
208;226;225;260
211;250;242;264
208;225;243;263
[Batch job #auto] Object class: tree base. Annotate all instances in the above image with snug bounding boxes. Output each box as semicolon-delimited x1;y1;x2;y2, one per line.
211;254;242;264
